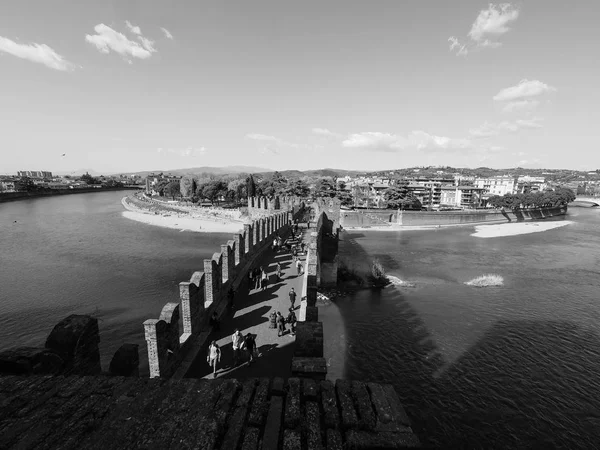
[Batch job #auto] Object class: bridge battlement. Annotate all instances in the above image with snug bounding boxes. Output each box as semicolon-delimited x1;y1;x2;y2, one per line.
0;374;421;449
247;195;306;220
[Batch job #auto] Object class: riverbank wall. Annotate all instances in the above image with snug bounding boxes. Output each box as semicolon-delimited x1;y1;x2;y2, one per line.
340;205;568;228
0;186;140;203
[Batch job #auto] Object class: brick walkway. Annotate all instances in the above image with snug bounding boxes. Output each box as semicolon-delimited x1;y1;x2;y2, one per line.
186;228;310;380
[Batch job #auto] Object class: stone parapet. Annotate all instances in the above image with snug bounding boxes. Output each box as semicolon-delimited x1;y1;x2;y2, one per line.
0;374;421;449
144;209;291;377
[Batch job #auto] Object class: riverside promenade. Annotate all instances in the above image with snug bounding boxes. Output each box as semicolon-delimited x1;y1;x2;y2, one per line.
185;228;309;380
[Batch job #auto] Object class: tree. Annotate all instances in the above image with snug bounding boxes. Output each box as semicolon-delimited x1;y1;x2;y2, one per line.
383;185;410;209
282;179;310;197
227;178;246;203
18;176;38;192
313;177;337;198
247;174;256;198
180;175;197;198
155;179;171;196
164;180;181;200
200;180;227;204
81;173;99;185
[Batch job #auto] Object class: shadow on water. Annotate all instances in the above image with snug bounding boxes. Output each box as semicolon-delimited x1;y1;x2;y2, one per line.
335;232;600;449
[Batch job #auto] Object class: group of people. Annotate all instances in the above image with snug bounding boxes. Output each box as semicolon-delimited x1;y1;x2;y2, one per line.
248;266;269;290
206;223;308;379
270;308;297;337
206;328;258;378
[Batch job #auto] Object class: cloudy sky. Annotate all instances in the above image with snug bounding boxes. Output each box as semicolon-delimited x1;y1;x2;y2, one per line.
1;1;598;174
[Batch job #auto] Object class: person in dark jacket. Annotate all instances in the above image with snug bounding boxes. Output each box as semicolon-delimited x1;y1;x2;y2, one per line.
277;312;286;337
286;309;297;334
243;333;257;365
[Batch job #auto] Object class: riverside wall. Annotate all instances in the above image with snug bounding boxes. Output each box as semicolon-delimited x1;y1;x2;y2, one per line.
340;205;568;228
0;186;139;203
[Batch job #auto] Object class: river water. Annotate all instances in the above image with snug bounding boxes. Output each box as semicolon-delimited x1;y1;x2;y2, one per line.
3;193;600;448
321;207;600;449
0;191;231;375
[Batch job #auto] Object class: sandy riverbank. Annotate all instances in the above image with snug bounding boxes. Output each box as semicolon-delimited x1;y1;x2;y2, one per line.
122;211;245;233
121;196;246;233
471;220;572;238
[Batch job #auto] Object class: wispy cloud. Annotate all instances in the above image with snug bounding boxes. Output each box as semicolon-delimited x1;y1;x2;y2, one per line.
0;36;77;71
493;79;556;102
501;99;540;113
448;36;468;56
245;133;304;150
449;3;519;56
85;23;157;62
160;27;174;40
157;147;207;156
125;20;141;36
469;118;544;137
312;128;343;139
342;131;472;152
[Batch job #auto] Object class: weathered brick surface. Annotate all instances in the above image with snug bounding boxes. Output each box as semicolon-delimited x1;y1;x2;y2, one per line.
351;380;376;430
248;378;270;426
327;429;343;450
241;427;260;450
0;375;420;449
284;378;301;429
335;380;359;430
302;377;318;400
320;380;340;430
305;401;324;450
283;429;301;450
262;396;284;450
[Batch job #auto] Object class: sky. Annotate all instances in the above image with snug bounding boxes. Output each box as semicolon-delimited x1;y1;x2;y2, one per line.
1;0;599;175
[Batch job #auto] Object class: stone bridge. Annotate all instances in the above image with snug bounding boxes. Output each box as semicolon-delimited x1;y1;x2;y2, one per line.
572;196;600;207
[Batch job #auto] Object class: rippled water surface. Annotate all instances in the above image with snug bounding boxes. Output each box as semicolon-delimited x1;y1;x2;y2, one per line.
0;191;231;374
321;208;600;449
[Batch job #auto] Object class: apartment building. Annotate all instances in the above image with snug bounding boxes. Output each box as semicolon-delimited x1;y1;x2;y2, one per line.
474;176;517;196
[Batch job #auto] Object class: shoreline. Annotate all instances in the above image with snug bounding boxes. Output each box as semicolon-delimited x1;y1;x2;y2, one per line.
121;196;246;233
343;219;573;238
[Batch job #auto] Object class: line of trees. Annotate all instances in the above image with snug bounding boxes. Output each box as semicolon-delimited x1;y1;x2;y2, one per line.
487;187;576;210
151;171;358;206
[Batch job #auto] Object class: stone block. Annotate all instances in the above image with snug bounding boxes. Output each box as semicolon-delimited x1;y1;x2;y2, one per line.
335;380;359;430
382;384;412;427
45;315;101;375
284;378;301;429
261;396;284;450
291;357;327;380
236;378;258;409
221;405;248;450
320;380;340;429
271;376;285;396
283;429;301;450
294;322;324;358
241;427;260;450
326;429;343;450
305;401;324;450
305;306;319;322
351;381;376;431
302;378;319;400
248;378;270;426
108;344;139;377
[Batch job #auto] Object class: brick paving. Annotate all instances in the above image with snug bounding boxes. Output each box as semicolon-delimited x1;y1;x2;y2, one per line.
186;228;310;380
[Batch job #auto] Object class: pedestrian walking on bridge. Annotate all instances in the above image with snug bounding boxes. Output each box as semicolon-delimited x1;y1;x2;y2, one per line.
289;287;297;310
207;341;221;378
